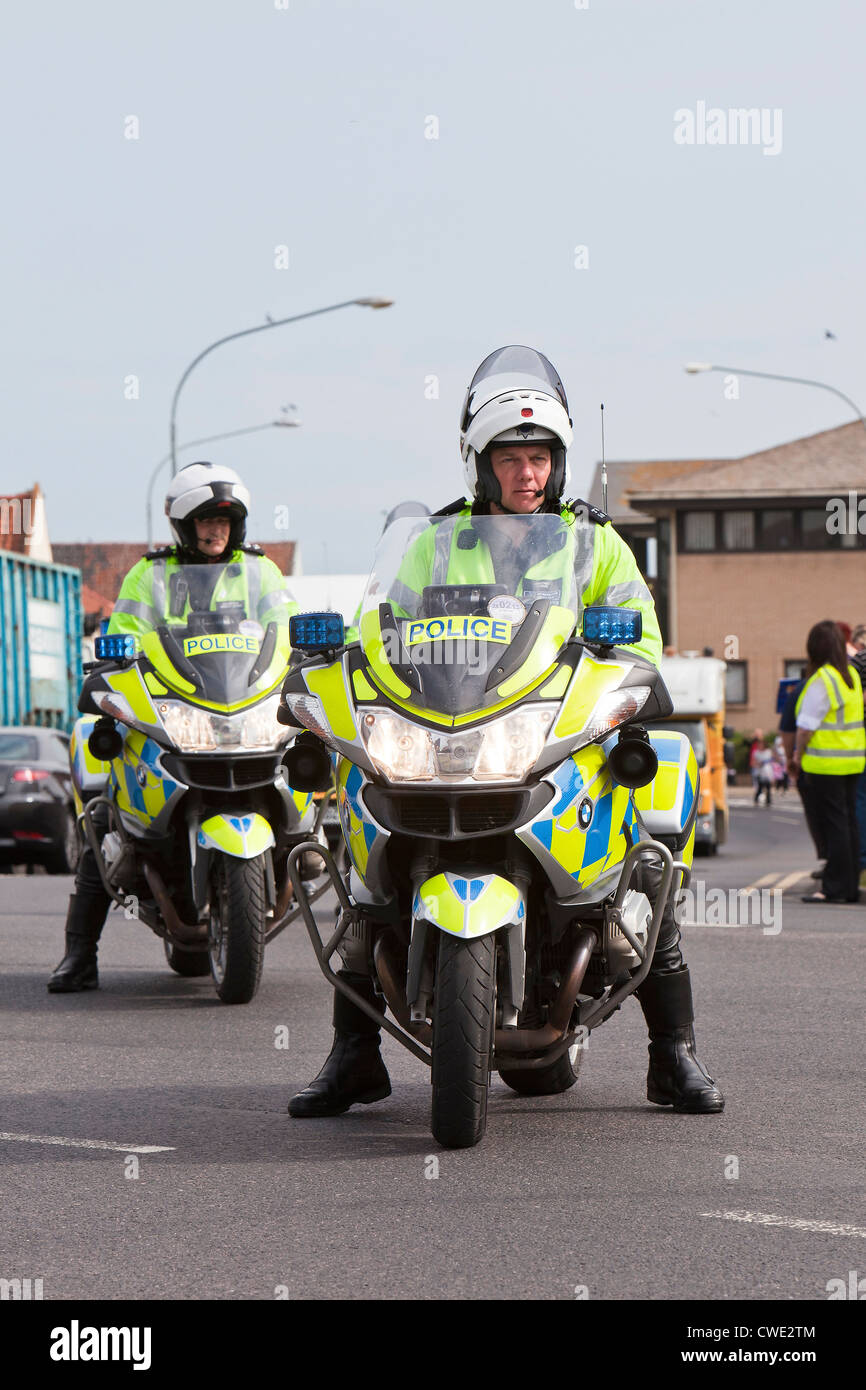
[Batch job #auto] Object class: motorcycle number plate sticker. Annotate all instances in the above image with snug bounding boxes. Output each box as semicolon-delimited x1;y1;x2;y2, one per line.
487;594;526;624
404;616;512;645
182;634;261;656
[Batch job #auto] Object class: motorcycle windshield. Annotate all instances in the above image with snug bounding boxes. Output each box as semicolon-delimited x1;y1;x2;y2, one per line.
133;564;291;710
359;514;580;717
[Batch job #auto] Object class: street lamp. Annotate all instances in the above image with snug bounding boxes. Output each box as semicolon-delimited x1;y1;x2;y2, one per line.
146;413;300;549
683;362;866;432
169;297;394;474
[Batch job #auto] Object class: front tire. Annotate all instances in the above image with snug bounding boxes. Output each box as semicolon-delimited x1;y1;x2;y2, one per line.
208;853;268;1004
46;810;81;875
430;934;496;1150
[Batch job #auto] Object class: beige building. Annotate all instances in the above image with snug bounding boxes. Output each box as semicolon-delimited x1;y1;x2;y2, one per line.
589;420;866;732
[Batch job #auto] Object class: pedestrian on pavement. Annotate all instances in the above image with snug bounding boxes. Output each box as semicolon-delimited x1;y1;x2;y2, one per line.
849;624;866;889
772;734;789;793
753;743;774;806
794;621;866;905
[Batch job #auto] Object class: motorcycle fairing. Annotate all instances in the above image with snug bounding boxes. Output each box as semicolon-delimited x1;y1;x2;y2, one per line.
413;872;526;939
518;745;630;897
196;812;276;858
110;730;185;835
337;758;390;884
630;730;699;866
70;715;111;816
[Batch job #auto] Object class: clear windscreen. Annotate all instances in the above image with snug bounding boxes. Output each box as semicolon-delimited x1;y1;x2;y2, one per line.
124;564;291;707
358;514;580;715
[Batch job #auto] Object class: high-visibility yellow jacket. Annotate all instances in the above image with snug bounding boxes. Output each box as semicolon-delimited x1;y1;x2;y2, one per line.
107;548;297;640
389;504;662;668
795;663;866;775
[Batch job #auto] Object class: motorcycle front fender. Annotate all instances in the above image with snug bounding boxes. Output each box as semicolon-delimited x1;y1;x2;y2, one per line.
412;871;525;939
195;812;275;859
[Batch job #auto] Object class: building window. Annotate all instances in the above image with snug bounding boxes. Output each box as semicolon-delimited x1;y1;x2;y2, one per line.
683;511;716;551
722;510;755;550
784;659;806;680
760;509;795;549
725;660;748;705
801;507;839;549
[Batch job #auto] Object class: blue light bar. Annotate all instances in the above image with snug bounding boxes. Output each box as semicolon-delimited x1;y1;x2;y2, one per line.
582;606;643;646
94;634;139;661
290;612;346;652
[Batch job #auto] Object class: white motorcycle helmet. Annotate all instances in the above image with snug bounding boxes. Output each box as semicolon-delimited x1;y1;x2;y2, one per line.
164;462;251;558
459;346;574;507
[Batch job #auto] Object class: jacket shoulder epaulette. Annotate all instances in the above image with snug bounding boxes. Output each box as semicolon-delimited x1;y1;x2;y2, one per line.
433;498;469;518
566;497;610;525
144;546;175;562
240;542;265;555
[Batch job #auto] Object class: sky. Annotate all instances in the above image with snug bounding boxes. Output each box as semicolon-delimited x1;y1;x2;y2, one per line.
3;0;864;573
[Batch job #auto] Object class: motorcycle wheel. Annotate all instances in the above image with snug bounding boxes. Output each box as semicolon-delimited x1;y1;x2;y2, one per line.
164;939;210;977
499;1043;583;1096
208;853;267;1004
46;810;81;875
430;934;496;1150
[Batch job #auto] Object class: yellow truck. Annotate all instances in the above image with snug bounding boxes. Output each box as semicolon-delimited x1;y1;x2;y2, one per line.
646;654;730;856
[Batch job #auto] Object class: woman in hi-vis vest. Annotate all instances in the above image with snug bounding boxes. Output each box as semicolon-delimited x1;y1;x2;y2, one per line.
794;621;866;904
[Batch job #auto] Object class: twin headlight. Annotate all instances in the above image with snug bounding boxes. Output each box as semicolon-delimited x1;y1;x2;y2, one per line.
158;694;291;753
358;706;558;783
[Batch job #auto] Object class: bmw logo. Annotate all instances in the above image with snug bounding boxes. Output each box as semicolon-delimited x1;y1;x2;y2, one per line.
136;766;148;787
578;798;593;829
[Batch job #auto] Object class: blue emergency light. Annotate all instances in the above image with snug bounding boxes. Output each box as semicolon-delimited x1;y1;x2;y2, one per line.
582;606;642;646
290;612;345;652
94;634;139;661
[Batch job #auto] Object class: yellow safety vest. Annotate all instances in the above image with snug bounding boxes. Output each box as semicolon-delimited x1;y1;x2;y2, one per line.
795;663;866;775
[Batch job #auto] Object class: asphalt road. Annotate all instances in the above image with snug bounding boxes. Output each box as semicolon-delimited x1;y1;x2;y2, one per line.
2;789;864;1302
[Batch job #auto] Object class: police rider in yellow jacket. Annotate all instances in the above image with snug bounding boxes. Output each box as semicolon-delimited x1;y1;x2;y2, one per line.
47;462;295;993
288;347;724;1117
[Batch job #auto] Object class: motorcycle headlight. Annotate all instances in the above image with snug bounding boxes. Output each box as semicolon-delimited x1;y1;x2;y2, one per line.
157;696;290;753
358;706;557;784
576;686;651;747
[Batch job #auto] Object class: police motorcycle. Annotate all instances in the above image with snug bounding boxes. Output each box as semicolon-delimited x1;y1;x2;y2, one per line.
280;513;700;1147
70;568;327;1004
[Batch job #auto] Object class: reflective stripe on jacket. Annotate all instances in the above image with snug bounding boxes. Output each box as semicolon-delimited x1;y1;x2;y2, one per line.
795;663;866;775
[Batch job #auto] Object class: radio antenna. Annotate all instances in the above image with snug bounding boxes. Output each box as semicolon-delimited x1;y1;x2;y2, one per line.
600;403;608;514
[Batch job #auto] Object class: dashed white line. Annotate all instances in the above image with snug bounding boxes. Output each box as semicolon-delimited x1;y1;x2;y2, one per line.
701;1210;866;1238
0;1131;174;1154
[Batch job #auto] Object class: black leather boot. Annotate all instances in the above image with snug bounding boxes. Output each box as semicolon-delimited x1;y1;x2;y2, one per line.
47;891;107;993
637;967;724;1113
288;970;391;1117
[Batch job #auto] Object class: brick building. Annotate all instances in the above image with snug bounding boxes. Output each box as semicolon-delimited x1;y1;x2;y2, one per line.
588;420;866;732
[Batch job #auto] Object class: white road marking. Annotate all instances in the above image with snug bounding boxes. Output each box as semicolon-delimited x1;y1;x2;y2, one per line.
701;1210;866;1238
773;869;811;893
741;872;781;891
0;1131;174;1154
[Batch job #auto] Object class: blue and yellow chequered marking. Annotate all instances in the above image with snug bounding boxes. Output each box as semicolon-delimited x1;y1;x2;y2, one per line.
290;788;313;820
69;715;111;816
196;813;275;858
413;872;525;938
337;759;381;882
527;745;630;887
632;732;697;836
111;731;182;826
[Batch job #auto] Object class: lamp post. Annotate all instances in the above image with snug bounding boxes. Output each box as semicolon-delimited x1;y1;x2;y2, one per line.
146;413;300;549
683;362;866;432
169;297;394;475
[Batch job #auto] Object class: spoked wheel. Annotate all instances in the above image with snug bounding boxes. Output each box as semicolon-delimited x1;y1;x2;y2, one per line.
208;853;268;1004
164;938;210;977
430;934;496;1150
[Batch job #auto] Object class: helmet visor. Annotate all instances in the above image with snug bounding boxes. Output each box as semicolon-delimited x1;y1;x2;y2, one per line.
463;346;568;424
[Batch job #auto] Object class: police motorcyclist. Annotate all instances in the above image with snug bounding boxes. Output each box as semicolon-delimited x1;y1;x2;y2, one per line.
287;347;724;1116
47;462;296;993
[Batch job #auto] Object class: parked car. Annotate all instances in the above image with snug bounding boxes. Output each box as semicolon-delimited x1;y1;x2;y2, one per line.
0;726;80;874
